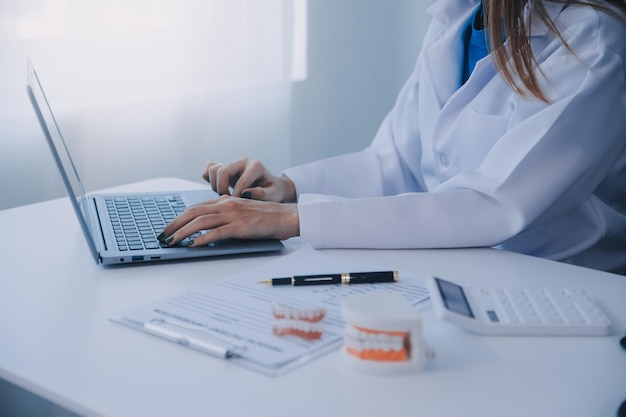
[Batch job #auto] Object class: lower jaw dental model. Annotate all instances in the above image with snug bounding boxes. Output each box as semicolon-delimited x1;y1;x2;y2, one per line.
272;302;327;340
341;292;434;374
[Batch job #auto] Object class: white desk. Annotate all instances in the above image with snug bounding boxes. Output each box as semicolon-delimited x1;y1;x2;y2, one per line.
1;178;625;417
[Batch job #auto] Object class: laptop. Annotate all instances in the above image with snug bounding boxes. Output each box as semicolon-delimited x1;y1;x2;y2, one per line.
25;59;284;265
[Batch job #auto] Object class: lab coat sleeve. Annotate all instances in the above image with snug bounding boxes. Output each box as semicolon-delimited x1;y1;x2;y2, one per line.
295;10;626;251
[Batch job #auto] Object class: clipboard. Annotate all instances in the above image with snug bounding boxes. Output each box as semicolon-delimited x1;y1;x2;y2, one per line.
110;246;430;376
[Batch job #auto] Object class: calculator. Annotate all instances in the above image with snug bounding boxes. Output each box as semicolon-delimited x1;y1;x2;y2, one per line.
426;276;611;336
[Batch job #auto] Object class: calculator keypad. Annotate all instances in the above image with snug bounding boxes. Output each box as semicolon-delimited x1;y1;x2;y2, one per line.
489;288;609;326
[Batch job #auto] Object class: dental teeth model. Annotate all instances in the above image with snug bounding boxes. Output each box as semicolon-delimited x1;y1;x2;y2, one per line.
343;325;411;362
272;302;327;340
341;292;434;374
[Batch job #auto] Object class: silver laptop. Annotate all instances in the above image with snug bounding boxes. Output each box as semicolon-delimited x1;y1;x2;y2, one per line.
26;59;283;265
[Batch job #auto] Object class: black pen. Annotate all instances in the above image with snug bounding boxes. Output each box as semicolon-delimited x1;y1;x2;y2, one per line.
258;271;399;286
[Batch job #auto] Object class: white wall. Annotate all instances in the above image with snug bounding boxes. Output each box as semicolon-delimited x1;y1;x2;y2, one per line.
291;0;432;165
0;0;433;212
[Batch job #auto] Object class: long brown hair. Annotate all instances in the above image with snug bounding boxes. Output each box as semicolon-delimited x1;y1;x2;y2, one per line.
484;0;626;102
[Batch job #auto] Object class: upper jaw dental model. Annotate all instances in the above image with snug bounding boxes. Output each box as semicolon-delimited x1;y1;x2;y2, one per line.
272;302;327;340
341;292;434;374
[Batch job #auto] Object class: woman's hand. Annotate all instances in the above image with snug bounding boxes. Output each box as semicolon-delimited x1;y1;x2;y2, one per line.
158;195;300;247
203;158;297;203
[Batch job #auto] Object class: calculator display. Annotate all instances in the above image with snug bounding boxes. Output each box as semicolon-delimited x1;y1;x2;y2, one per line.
434;277;474;318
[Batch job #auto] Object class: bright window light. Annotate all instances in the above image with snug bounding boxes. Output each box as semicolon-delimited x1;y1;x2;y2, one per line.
1;0;307;106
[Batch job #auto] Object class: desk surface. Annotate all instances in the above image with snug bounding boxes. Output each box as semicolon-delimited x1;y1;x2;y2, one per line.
1;178;625;417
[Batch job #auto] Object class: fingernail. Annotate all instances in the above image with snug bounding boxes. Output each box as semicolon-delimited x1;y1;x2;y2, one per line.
164;236;174;245
187;239;195;247
157;232;165;241
241;191;252;199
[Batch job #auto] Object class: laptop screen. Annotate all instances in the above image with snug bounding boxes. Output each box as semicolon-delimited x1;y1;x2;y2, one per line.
26;59;100;262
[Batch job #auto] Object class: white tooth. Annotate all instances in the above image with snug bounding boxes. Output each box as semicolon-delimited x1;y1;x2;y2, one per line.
348;328;359;343
354;329;365;343
377;333;391;351
379;333;392;351
391;336;404;351
370;333;380;350
371;333;382;350
354;341;363;351
364;334;373;350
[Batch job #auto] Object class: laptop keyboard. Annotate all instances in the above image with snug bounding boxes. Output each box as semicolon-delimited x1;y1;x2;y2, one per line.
105;195;188;251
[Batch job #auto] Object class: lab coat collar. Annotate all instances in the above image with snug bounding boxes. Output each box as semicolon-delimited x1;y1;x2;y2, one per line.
421;0;566;108
422;0;480;108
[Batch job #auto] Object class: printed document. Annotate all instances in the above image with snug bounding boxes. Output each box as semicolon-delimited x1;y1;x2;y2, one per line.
111;245;430;375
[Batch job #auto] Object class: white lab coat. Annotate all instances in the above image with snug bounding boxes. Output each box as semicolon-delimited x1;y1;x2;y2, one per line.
283;0;626;273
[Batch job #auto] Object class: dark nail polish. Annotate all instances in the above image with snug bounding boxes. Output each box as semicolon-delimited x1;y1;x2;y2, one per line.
241;191;252;199
187;239;195;247
157;232;165;241
164;236;174;245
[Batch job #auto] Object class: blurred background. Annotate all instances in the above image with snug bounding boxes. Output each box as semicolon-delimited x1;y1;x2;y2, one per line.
0;0;432;211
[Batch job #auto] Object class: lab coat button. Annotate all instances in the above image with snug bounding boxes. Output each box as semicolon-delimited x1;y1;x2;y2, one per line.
439;153;449;166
